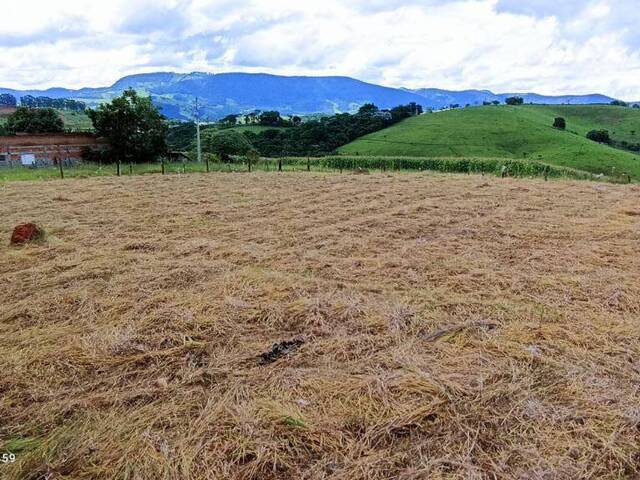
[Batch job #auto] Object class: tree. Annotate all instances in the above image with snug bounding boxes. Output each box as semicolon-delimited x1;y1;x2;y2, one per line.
87;89;168;165
586;129;611;144
201;129;254;160
220;114;237;127
17;95;85;111
245;110;260;125
0;93;17;107
357;103;379;116
259;111;283;127
633;104;640;109
491;100;500;106
6;107;64;134
611;100;628;107
390;103;422;122
553;117;566;130
505;96;524;106
19;95;37;108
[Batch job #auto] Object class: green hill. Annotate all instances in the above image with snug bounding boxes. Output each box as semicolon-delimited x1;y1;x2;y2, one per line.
521;105;640;144
339;105;640;178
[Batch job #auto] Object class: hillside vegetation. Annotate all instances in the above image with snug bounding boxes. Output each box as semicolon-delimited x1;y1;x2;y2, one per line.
340;105;640;178
523;105;640;143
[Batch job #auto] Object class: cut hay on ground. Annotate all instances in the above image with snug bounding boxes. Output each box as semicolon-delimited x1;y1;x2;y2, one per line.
1;172;639;479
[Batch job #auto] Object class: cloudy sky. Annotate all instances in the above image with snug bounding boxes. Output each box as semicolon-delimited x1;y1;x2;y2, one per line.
1;0;639;99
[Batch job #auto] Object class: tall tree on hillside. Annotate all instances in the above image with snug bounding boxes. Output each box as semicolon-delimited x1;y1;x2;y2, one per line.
87;89;168;172
6;107;64;134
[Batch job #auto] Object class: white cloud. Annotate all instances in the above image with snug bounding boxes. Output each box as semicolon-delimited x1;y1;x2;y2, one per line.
0;0;639;99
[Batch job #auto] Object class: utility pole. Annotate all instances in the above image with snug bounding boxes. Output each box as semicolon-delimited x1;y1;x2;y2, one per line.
195;97;202;163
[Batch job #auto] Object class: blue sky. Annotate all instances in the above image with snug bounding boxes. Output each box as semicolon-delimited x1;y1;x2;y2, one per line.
1;0;639;99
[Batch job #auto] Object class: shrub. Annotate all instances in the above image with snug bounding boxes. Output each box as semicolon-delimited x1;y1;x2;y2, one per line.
201;129;254;158
586;130;612;144
505;97;524;106
553;117;566;130
611;100;628;107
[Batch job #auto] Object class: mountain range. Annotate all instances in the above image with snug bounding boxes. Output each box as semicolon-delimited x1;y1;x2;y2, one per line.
0;72;620;120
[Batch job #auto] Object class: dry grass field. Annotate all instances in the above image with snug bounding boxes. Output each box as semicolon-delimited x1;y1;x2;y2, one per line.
1;172;640;479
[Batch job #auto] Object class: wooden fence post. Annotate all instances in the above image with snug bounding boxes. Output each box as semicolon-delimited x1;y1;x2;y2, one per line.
58;158;64;179
117;159;121;176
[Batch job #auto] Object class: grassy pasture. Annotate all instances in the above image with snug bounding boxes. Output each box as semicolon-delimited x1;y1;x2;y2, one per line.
58;110;93;131
523;104;640;143
339;105;640;178
0;160;335;183
1;173;639;479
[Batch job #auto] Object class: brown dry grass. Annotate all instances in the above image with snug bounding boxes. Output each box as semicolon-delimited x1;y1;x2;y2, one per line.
1;172;639;479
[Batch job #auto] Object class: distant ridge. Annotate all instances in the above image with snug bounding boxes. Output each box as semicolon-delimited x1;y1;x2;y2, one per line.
0;72;620;120
406;88;615;108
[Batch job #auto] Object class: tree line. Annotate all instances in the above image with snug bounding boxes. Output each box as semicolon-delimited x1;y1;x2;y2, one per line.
167;102;424;158
242;103;423;157
220;111;302;128
0;93;85;111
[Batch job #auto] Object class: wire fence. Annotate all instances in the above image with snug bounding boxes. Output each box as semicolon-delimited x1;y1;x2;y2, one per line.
0;156;633;184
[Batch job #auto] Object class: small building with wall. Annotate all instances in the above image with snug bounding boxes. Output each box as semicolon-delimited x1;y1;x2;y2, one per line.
0;133;106;168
